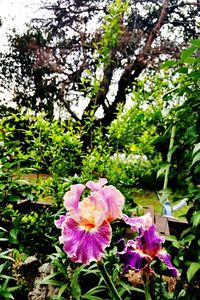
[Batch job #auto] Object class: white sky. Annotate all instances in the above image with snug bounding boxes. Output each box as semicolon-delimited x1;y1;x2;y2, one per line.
0;0;44;50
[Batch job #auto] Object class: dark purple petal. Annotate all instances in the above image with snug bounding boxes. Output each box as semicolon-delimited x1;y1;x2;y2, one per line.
60;216;112;264
137;224;165;257
117;239;151;272
55;215;66;229
157;250;180;277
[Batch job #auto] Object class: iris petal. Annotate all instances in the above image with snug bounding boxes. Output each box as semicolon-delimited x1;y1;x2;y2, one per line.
137;224;165;257
86;178;107;191
60;216;112;265
54;215;66;229
117;239;151;272
122;212;152;231
157;250;180;277
64;184;85;211
101;185;125;222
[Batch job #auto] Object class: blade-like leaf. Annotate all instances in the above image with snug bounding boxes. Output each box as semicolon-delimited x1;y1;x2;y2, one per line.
191;39;200;47
180;47;197;62
193;143;200;155
187;262;200;282
192;152;200;166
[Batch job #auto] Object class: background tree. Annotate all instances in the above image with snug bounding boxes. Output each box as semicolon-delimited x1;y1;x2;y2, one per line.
0;0;199;138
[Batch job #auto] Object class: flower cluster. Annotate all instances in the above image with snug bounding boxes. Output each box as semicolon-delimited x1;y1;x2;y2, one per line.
118;213;180;277
55;178;180;278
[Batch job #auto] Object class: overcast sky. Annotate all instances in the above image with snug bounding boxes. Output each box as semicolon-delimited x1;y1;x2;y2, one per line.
0;0;44;50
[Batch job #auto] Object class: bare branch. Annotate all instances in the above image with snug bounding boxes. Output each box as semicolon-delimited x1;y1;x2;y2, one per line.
143;0;169;53
60;96;80;121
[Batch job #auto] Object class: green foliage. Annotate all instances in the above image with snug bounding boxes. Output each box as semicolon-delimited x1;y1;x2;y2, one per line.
0;32;200;300
161;38;200;295
0;240;18;299
0;112;82;177
98;0;129;64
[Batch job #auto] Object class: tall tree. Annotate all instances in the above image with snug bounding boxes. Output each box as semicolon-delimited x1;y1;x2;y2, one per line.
0;0;199;126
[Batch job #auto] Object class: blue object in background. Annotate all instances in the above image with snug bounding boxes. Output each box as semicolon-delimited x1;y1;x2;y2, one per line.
163;199;172;216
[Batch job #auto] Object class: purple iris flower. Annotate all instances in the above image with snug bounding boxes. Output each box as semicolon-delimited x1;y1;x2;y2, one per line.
117;224;180;277
55;178;124;265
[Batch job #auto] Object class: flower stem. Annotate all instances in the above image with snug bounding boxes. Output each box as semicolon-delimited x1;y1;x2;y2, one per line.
97;260;122;300
144;283;151;300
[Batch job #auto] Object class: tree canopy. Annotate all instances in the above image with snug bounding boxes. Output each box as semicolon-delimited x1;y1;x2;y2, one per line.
0;0;199;125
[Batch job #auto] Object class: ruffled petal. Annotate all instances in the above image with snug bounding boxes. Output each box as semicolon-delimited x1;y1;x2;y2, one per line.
157;250;180;277
55;215;66;229
63;184;85;221
137;224;165;258
122;212;152;231
86;178;107;191
80;194;108;227
101;185;125;222
60;216;112;265
117;239;151;272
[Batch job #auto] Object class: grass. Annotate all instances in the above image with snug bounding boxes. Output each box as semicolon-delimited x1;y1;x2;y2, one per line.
133;190;189;220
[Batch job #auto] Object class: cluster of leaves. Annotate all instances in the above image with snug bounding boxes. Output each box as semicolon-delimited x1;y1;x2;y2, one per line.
160;39;200;298
0;112;82;176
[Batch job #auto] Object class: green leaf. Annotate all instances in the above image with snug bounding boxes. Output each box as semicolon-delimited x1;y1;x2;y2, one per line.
53;260;67;275
192;211;200;227
119;280;144;295
71;266;84;300
193;143;200;155
38;279;62;286
14;179;29;185
157;163;170;178
0;291;14;299
0;250;15;261
180;228;192;239
82;296;103;300
165;235;177;242
172;241;180;249
180;47;197;62
9;228;18;241
177;289;186;298
182;234;195;243
191;39;200;47
187;262;200;282
0;238;8;242
57;284;68;298
161;60;177;68
168;145;178;157
175;67;188;74
189;71;200;79
192;152;200;166
84;286;106;296
38;272;61;286
0;227;8;232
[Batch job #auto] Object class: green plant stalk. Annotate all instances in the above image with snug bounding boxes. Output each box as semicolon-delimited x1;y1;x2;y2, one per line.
162;104;179;215
161;124;176;215
144;282;151;300
97;260;122;300
142;268;152;300
163;124;176;191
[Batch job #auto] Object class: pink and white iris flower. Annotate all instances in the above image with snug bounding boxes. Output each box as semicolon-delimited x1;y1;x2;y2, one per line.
117;224;180;277
55;178;124;265
122;212;153;232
